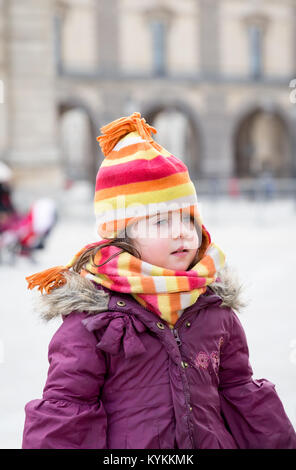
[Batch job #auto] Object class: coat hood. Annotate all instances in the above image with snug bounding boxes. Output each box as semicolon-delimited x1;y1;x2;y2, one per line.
32;263;248;322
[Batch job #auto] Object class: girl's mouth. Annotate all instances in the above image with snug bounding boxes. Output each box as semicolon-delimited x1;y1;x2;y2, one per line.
171;249;189;256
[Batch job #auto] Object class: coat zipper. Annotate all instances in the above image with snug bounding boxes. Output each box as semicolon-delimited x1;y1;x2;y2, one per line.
172;325;195;448
172;328;182;347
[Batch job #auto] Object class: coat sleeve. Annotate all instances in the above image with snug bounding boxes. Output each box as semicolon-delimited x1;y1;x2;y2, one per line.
22;312;107;449
218;309;296;449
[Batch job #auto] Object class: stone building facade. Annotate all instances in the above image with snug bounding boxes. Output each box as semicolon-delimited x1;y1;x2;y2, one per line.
1;0;296;195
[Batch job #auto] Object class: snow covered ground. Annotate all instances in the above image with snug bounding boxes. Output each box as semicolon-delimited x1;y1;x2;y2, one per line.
1;196;296;448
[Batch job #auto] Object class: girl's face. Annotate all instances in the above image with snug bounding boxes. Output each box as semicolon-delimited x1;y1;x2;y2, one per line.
129;210;201;271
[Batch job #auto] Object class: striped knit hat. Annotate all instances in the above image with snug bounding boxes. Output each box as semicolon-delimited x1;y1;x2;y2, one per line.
95;112;210;253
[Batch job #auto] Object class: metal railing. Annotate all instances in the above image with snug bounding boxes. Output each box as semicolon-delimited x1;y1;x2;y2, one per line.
193;177;296;200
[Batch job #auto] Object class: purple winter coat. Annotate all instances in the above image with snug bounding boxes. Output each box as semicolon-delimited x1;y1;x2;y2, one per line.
22;268;296;449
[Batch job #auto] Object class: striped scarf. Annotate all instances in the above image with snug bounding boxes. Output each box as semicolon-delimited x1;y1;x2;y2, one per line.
26;239;225;328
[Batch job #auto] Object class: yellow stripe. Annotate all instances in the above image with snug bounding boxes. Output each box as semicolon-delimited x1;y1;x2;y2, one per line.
190;289;199;304
195;262;208;277
117;252;144;291
166;276;178;292
87;269;112;289
95;182;196;214
158;294;171;320
109;131;172;158
128;276;144;291
148;264;164;276
216;244;226;269
117;131;138;142
101;146;171;167
132;293;149;309
117;251;130;276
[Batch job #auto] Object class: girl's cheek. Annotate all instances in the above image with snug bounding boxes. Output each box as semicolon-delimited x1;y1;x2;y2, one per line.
184;227;200;248
194;231;201;247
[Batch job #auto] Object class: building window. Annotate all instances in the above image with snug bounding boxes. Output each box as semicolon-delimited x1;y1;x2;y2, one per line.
247;24;263;79
150;19;166;76
53;14;63;73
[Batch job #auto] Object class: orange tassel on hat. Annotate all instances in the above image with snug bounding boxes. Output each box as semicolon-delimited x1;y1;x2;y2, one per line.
97;111;162;157
26;266;69;294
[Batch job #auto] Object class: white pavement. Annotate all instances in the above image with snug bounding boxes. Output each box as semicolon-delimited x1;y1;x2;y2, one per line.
1;196;296;448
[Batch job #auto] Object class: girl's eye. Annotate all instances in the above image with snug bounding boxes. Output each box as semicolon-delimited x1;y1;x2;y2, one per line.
156;219;168;225
175;215;191;225
183;216;192;224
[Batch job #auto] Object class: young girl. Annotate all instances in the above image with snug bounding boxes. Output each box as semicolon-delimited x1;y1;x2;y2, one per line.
22;112;296;449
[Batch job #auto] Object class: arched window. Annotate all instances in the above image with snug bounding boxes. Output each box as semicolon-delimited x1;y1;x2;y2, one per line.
144;106;202;179
234;108;292;178
59;107;94;181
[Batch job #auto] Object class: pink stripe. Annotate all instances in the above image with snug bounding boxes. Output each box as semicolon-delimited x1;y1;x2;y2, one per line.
188;275;206;289
110;274;133;292
99;253;133;293
173;270;205;290
95;155;187;191
138;294;160;316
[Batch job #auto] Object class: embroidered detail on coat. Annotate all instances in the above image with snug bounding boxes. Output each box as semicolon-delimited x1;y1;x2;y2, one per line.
210;351;219;375
194;336;224;374
195;351;210;369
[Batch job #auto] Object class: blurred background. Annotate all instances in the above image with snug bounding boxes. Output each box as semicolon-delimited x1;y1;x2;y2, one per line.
1;0;296;448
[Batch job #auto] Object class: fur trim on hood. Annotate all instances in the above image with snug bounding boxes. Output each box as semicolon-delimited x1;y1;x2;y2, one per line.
210;263;248;312
32;263;248;322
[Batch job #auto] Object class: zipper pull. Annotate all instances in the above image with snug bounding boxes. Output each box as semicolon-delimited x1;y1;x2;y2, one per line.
173;328;182;346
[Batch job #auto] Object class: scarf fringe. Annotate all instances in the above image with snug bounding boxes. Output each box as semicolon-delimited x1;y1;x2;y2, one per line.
97;111;162;156
26;266;69;294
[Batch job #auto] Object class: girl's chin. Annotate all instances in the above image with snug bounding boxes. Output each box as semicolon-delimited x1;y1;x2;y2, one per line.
167;260;191;270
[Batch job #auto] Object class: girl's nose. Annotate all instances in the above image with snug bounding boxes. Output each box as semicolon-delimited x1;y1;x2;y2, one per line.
172;219;191;239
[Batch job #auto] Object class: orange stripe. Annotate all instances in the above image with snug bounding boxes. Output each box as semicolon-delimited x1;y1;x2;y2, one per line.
106;142;154;160
200;255;215;276
98;215;146;237
141;276;157;292
99;219;126;236
93;248;103;267
169;293;182;324
162;268;173;276
128;255;144;290
95;171;190;201
128;250;140;275
137;258;157;292
98;206;199;238
128;257;156;292
132;293;149;309
170;311;179;325
176;276;190;291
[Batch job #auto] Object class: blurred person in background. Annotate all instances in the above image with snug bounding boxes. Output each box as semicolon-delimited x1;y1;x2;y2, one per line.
0;161;16;231
0;160;57;262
